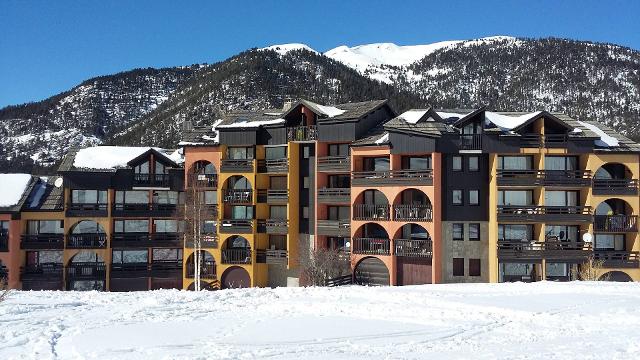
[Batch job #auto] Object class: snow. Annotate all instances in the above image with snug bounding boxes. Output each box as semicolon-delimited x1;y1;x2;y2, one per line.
398;109;428;124
325;41;463;68
73;146;183;169
436;111;470;120
375;133;389;144
313;104;346;118
259;43;319;56
1;282;640;359
0;173;31;207
484;111;543;130
217;118;285;128
578;120;620;147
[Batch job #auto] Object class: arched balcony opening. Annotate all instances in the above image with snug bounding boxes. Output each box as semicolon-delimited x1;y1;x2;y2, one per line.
221;236;252;264
594;198;636;233
221;266;251;289
67;220;107;249
353;189;390;221
352;223;390;255
593;163;638;195
392;189;433;222
393;224;432;258
354;257;390;286
67;251;106;291
188;160;218;188
185;250;216;279
220;176;253;233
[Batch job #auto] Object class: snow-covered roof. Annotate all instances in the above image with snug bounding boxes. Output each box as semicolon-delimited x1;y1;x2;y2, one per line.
217;118;285;128
313;104;346;118
577;121;619;147
436;111;472;120
375;133;390;145
0;173;32;207
72;146;183;170
259;43;319;56
398;110;429;124
484;111;543;131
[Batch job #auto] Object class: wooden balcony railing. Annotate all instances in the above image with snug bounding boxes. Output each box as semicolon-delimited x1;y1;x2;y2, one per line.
353;204;390;221
497;170;591;186
66;262;107;279
257;158;289;173
20;234;65;250
133;173;171;187
257;189;289;203
66;203;108;217
222;189;253;203
317;156;350;172
594;215;638;232
317;188;351;203
257;219;289;235
111;233;150;247
110;263;151;278
593;179;639;195
185;261;216;278
219;219;254;234
352;169;433;186
521;134;567;148
256;249;288;265
394;239;433;258
458;134;483;150
352;238;391;255
221;249;252;264
317;219;350;237
150;261;183;276
20;263;64;281
594;251;640;268
66;233;108;249
497;205;592;222
287;125;318;141
187;173;218;188
220;159;254;172
393;204;433;222
497;241;593;261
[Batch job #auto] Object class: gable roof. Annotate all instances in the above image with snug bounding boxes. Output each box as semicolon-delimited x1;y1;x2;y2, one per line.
58;146;183;172
0;173;36;213
22;176;64;212
383;108;457;138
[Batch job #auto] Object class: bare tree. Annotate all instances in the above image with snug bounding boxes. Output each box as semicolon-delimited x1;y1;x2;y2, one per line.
179;172;210;291
0;278;10;303
573;256;608;281
300;247;351;286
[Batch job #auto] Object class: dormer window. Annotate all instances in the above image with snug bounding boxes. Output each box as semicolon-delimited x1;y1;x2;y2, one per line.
135;161;149;174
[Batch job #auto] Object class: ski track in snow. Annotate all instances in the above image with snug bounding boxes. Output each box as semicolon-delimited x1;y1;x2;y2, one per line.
1;282;640;359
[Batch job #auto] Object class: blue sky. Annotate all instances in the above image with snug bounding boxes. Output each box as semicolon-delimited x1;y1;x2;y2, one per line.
1;0;639;108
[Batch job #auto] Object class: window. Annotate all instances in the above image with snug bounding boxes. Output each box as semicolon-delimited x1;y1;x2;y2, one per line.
402;156;431;170
269;205;287;219
497;156;533;170
71;190;107;204
498;224;533;241
135;161;149;174
498;190;532;206
269;235;287;250
452;156;462;171
545;191;578;206
328;206;350;220
363;190;388;205
115;191;149;204
303;146;310;159
302;206;309;219
0;221;8;238
595;234;625;251
114;220;149;233
228;176;251;189
153;219;182;233
545;225;579;242
469;223;480;241
265;146;287;160
201;191;217;205
328;144;349;157
453;258;464;276
469;190;479;205
270;176;288;190
112;250;148;264
546;263;568;277
469;259;481;276
453;223;464;240
468;156;479;171
363;157;390;172
27;220;63;234
153;191;180;204
544;156;578;171
152;248;182;262
26;250;62;265
231;205;253;219
202;220;216;234
327;237;348;252
228;147;254;160
452;190;463;205
328;175;350;188
303;177;310;189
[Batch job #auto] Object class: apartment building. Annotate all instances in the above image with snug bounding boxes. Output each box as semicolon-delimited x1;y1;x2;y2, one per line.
1;99;638;290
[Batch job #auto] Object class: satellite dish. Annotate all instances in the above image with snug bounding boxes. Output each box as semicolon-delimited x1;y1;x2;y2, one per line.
54;178;63;188
582;233;593;243
345;241;351;248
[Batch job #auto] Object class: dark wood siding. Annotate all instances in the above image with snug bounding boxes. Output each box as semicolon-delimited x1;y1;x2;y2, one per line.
318;122;356;142
63;172;113;190
441;154;489;221
259;127;287;145
389;132;436;154
396;257;432;285
354;257;389;286
219;129;258;145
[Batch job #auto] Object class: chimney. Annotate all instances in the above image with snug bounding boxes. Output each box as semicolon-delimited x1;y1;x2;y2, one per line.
283;98;293;111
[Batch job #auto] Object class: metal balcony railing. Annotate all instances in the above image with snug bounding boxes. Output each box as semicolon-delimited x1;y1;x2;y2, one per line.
221;249;252;264
394;239;433;258
594;215;638;232
393;204;433;222
352;238;390;255
287;125;318;141
353;204;390;221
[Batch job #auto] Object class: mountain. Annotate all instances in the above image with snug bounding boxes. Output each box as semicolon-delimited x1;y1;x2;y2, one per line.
2;36;639;173
0;67;196;172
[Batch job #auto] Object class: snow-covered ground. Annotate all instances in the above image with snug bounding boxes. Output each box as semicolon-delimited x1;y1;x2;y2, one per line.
1;282;639;359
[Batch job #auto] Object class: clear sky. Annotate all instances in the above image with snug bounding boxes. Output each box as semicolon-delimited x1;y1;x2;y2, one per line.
1;0;639;108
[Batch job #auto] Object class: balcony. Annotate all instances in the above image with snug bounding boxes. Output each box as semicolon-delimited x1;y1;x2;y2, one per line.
149;233;183;247
287;125;317;142
521;134;567;148
497;241;592;262
133;173;171;187
219;220;253;234
256;249;288;265
185;261;216;278
394;239;433;258
257;189;288;204
222;189;253;204
110;263;151;278
111;203;177;217
187;174;218;188
497;205;592;222
257;158;289;173
594;215;638;232
393;205;433;222
317;156;350;172
66;233;108;249
66;203;108;217
594;251;640;268
317;188;350;204
593;179;639;196
66;262;107;280
111;233;150;248
458;134;483;151
185;234;218;249
20;264;64;281
497;170;591;187
352;237;390;255
150;261;183;277
221;249;252;264
220;159;254;173
352;169;433;186
317;219;350;237
0;234;8;252
257;219;289;235
20;234;64;250
353;204;390;221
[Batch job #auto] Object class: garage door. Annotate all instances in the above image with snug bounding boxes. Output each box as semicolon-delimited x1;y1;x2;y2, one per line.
396;257;431;285
354;257;389;286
